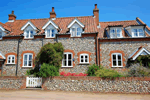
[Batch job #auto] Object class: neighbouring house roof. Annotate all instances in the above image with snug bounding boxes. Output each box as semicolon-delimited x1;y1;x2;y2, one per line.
129;46;150;60
0;52;5;60
0;22;11;31
5;16;98;36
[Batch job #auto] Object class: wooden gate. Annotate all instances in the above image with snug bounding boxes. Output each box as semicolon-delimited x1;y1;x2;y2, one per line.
26;77;42;88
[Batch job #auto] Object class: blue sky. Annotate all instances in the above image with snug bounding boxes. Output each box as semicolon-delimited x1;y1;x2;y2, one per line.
0;0;150;26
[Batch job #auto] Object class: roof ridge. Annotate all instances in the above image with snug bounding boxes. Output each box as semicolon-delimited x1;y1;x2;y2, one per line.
99;20;136;23
15;15;93;21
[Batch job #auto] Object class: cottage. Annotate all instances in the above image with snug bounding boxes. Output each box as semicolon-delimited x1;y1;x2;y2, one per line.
0;4;150;76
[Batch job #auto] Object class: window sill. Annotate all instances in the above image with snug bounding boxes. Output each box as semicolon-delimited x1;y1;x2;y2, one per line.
6;63;16;65
78;63;90;65
24;37;34;40
112;66;123;68
22;66;33;68
45;37;55;39
61;66;73;68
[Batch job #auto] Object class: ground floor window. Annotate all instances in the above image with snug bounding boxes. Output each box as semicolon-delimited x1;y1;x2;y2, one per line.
7;55;15;64
80;54;89;63
62;52;73;67
112;53;122;67
23;53;33;67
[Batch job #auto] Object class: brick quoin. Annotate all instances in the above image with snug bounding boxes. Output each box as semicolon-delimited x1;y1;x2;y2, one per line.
5;52;17;64
109;50;126;67
20;50;35;68
77;51;92;64
64;49;75;67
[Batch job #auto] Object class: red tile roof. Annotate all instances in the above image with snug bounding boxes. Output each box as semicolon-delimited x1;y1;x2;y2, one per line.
98;20;139;38
131;46;143;59
0;22;11;31
0;55;4;59
5;16;98;36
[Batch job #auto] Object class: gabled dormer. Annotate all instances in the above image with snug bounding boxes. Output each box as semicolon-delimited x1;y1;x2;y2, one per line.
42;20;58;38
105;25;123;38
21;21;37;39
67;18;84;37
0;25;6;40
125;25;146;38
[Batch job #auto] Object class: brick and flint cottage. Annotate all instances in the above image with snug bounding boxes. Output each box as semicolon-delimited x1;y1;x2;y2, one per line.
0;4;150;76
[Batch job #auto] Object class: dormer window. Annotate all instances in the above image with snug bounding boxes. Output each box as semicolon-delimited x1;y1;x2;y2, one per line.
46;29;56;38
132;29;144;37
25;30;34;38
110;28;122;38
67;18;84;37
71;27;82;37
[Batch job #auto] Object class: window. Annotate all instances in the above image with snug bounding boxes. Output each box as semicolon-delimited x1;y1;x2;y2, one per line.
110;28;122;38
132;29;144;37
71;27;82;37
46;29;56;38
80;54;89;63
112;53;122;67
23;53;33;67
25;30;34;38
0;31;2;39
62;52;73;67
7;55;15;64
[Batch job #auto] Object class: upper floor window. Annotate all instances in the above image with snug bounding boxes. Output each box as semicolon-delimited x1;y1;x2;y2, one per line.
46;29;56;38
25;30;34;38
23;53;33;67
7;55;15;64
132;29;144;37
110;28;122;38
71;27;82;37
0;31;2;39
112;53;122;67
62;52;73;67
80;54;89;63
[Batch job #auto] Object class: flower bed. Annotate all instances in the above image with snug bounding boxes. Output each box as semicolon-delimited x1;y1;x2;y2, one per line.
60;72;88;76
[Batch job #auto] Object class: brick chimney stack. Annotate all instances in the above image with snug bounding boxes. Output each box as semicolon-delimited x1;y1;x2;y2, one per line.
8;11;16;21
50;7;56;19
93;4;99;26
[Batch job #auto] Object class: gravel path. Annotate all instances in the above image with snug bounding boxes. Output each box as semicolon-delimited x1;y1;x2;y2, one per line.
0;90;149;100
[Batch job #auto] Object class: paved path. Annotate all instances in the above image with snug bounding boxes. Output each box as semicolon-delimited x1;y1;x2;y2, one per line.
0;90;149;100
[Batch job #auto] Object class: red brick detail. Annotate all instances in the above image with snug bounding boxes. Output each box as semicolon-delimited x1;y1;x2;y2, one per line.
77;51;92;64
64;49;75;67
20;51;35;68
109;50;125;67
5;52;17;64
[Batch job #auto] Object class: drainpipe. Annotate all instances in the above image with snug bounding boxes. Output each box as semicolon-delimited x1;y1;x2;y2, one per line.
95;32;98;66
16;36;22;76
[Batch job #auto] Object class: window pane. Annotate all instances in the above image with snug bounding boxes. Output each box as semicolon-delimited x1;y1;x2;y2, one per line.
81;55;83;58
30;31;33;37
24;55;27;60
85;58;88;62
139;32;144;36
8;60;10;63
12;56;15;60
118;54;121;60
47;30;50;37
112;55;116;60
77;32;81;36
24;61;27;66
51;29;55;37
68;61;72;66
8;57;11;60
68;54;72;59
139;29;143;32
113;61;116;66
26;31;29;38
110;29;115;33
81;59;84;62
12;59;14;63
64;54;66;59
28;61;32;66
29;55;32;60
63;60;66;66
85;55;88;58
118;61;122;66
72;28;76;36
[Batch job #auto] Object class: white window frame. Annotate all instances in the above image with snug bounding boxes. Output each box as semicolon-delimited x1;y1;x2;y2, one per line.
62;52;73;67
71;27;82;37
112;53;123;67
24;30;34;39
110;28;122;38
80;54;89;64
23;53;33;67
132;28;144;37
7;55;15;64
45;29;56;38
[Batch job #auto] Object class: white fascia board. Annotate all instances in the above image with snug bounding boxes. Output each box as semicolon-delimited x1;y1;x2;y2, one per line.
0;25;5;31
128;48;138;59
133;48;150;60
0;52;6;59
67;18;84;28
21;21;37;31
42;20;58;30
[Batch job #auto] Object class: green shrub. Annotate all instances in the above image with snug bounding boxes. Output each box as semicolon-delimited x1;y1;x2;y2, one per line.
127;65;150;77
87;64;100;76
38;63;59;78
95;68;123;79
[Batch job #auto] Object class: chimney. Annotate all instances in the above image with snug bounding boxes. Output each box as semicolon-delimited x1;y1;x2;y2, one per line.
8;11;16;21
93;4;99;26
50;7;56;19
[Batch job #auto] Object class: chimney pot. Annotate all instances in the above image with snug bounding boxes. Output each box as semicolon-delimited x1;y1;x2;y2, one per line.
52;7;54;12
95;4;97;9
93;4;99;26
50;7;56;19
12;11;14;14
8;10;16;21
